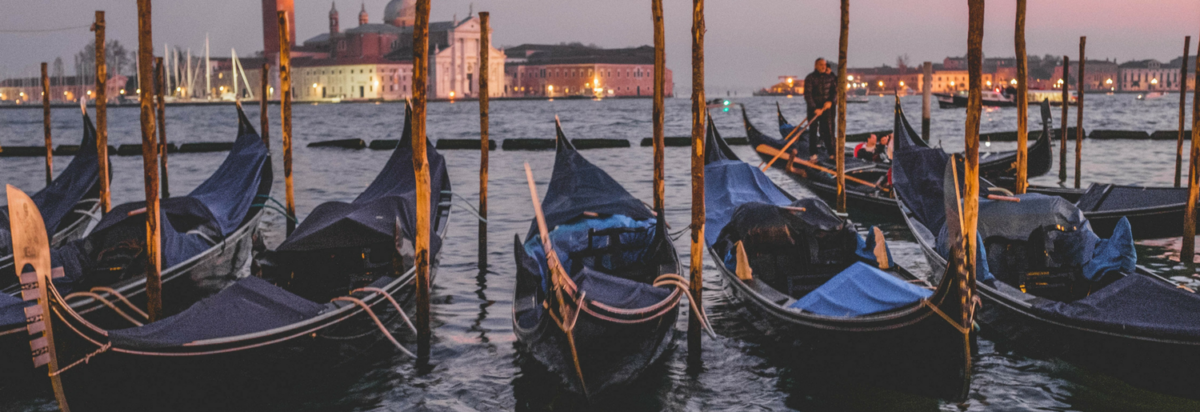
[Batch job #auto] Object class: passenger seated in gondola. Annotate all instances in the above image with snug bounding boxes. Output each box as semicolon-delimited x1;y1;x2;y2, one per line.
854;133;892;162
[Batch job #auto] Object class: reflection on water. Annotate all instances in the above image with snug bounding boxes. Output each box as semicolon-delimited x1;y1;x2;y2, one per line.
0;94;1198;411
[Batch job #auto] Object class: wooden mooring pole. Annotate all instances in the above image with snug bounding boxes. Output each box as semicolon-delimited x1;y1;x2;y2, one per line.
963;0;985;383
261;62;271;149
652;0;666;217
1074;37;1086;189
1176;36;1191;188
1013;0;1028;195
92;11;110;213
835;0;849;214
922;61;932;142
478;12;490;270
412;0;433;360
137;0;163;321
41;63;52;187
1183;35;1200;265
1059;56;1069;183
155;57;169;199
688;0;706;359
278;11;296;236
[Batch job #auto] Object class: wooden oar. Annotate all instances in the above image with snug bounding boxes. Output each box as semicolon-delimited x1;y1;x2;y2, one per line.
759;145;888;191
523;162;588;397
759;113;817;171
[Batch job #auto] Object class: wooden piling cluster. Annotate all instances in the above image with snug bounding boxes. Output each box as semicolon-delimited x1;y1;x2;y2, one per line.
1059;56;1069;183
688;0;706;357
652;0;666;216
156;57;169;199
1013;0;1028;195
1075;37;1086;189
478;12;490;270
41;63;52;187
1177;36;1191;188
963;0;984;379
411;0;433;360
92;11;111;213
1183;35;1200;265
136;0;163;322
922;62;932;141
278;11;296;236
262;63;271;149
835;0;849;214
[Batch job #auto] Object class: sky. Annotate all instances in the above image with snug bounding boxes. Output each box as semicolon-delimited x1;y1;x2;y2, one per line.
2;0;1198;92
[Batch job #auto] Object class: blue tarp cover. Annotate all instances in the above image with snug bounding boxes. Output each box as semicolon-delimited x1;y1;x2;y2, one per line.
109;276;327;349
788;262;933;317
523;215;657;294
703;160;792;246
1082;217;1136;280
1030;274;1200;339
277;107;447;256
854;226;895;270
0;114;101;257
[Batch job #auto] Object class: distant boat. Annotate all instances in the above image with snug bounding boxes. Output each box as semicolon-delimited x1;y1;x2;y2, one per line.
937;90;1015;108
1028;89;1077;106
1136;91;1165;100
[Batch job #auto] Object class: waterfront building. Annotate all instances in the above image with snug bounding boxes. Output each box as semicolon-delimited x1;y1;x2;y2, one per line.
266;0;505;101
1117;59;1184;92
755;76;804;96
0;75;128;105
1052;59;1120;92
504;44;672;98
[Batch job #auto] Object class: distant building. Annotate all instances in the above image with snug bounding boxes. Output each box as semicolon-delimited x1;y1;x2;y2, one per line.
0;75;128;104
1052;59;1119;92
503;44;672;98
266;0;505;101
1117;59;1183;92
754;76;803;96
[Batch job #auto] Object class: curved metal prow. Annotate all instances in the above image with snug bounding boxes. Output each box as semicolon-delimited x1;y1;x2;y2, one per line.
554;115;575;152
7;185;71;412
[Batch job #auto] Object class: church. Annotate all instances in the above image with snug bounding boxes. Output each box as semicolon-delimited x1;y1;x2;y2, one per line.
265;0;505;101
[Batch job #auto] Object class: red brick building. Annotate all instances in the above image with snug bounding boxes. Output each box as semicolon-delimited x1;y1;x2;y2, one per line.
504;44;672;98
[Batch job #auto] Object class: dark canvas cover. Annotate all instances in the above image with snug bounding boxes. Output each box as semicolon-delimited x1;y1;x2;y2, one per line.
892;104;951;232
525;124;653;240
0;113;102;256
108;276;327;349
1030;274;1200;339
50;107;269;288
276;105;447;257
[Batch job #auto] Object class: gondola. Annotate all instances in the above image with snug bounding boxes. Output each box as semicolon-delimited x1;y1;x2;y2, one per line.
778;102;1053;181
0;110;108;284
703;118;973;400
1014;101;1193;239
891;104;1200;400
745;105;899;217
11;103;450;410
0;104;272;381
513;118;684;397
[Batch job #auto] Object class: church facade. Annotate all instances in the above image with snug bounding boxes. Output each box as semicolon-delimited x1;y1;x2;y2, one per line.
268;0;505;101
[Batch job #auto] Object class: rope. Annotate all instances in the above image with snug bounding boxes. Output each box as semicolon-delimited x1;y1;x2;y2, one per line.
330;296;415;358
88;287;150;319
919;299;970;335
62;291;144;326
652;274;716;337
49;343;111;376
351;287;417;335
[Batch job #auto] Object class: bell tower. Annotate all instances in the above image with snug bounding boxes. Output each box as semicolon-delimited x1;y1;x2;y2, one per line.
329;2;339;34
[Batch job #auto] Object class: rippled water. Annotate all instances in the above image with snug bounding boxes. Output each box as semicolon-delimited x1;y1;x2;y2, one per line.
1;94;1198;411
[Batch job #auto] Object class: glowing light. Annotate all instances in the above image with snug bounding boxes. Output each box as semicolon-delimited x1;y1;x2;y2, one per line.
1105;79;1113;85
312;83;318;88
950;81;955;87
786;77;794;85
1151;78;1159;85
899;81;905;87
548;85;554;92
878;81;884;87
119;89;126;94
86;90;92;95
847;75;854;81
986;81;992;87
1010;79;1017;85
450;91;456;98
136;89;141;94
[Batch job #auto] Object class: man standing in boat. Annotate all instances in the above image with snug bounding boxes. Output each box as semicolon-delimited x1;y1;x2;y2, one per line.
804;58;838;158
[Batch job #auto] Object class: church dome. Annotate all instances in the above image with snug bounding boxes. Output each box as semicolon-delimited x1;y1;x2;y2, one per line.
383;0;416;27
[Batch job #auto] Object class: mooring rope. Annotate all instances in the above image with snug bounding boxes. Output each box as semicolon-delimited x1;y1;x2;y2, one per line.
49;343;111;376
330;296;416;358
351;287;417;335
61;291;144;326
88;287;150;319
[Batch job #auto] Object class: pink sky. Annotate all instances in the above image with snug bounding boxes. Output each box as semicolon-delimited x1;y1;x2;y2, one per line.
2;0;1198;91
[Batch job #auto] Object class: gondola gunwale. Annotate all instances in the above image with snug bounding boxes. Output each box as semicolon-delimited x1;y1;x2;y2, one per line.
1;107;273;338
705;118;962;332
510;119;683;396
47;189;453;356
894;175;1200;347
